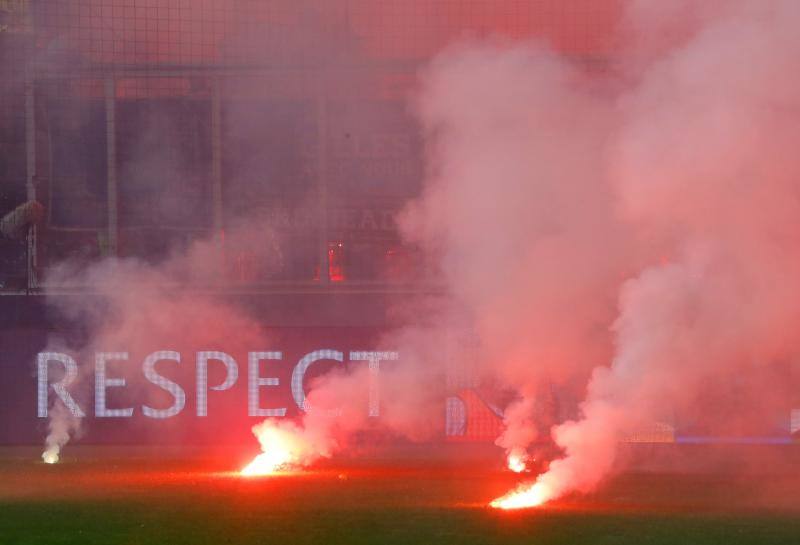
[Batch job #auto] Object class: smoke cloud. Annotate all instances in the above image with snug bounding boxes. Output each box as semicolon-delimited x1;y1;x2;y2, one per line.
245;319;451;469
33;0;800;498
402;39;635;466
38;223;275;459
406;0;800;503
41;400;81;463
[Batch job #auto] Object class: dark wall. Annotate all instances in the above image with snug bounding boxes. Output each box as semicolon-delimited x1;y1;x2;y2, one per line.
0;292;418;445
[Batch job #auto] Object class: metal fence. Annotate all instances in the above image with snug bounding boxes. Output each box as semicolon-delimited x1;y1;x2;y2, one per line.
0;0;617;292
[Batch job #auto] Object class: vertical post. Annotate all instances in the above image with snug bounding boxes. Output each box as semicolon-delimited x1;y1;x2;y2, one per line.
316;76;329;285
211;76;223;238
24;72;36;290
105;76;118;256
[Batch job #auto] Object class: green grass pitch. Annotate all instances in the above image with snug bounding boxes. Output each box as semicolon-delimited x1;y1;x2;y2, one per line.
1;446;799;544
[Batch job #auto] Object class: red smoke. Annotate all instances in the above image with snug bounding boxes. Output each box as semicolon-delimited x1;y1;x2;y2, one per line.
35;1;800;501
404;0;800;506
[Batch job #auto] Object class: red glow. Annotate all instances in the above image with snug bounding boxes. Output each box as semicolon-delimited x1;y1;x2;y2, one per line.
491;481;553;510
328;242;345;282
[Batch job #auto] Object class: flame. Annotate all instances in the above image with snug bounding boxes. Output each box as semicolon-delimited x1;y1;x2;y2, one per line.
491;481;553;510
507;452;527;473
240;451;291;476
239;420;308;477
42;449;59;464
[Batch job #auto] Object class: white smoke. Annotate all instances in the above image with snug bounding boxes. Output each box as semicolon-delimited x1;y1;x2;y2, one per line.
41;400;81;463
407;0;800;503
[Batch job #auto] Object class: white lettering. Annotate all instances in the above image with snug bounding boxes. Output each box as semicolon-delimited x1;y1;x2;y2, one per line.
248;351;286;417
142;351;186;419
95;352;134;418
196;351;238;417
349;351;399;417
291;349;343;414
37;352;85;418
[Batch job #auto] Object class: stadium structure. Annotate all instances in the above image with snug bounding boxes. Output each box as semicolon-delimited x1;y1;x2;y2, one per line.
0;1;624;447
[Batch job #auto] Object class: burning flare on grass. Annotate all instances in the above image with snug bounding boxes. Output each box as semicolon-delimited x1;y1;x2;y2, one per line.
42;448;59;464
491;479;553;510
240;420;313;476
240;449;292;476
506;449;527;473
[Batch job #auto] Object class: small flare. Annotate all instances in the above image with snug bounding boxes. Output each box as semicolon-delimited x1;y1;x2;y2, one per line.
491;481;552;510
240;420;310;477
42;449;59;464
240;451;290;476
507;451;527;473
